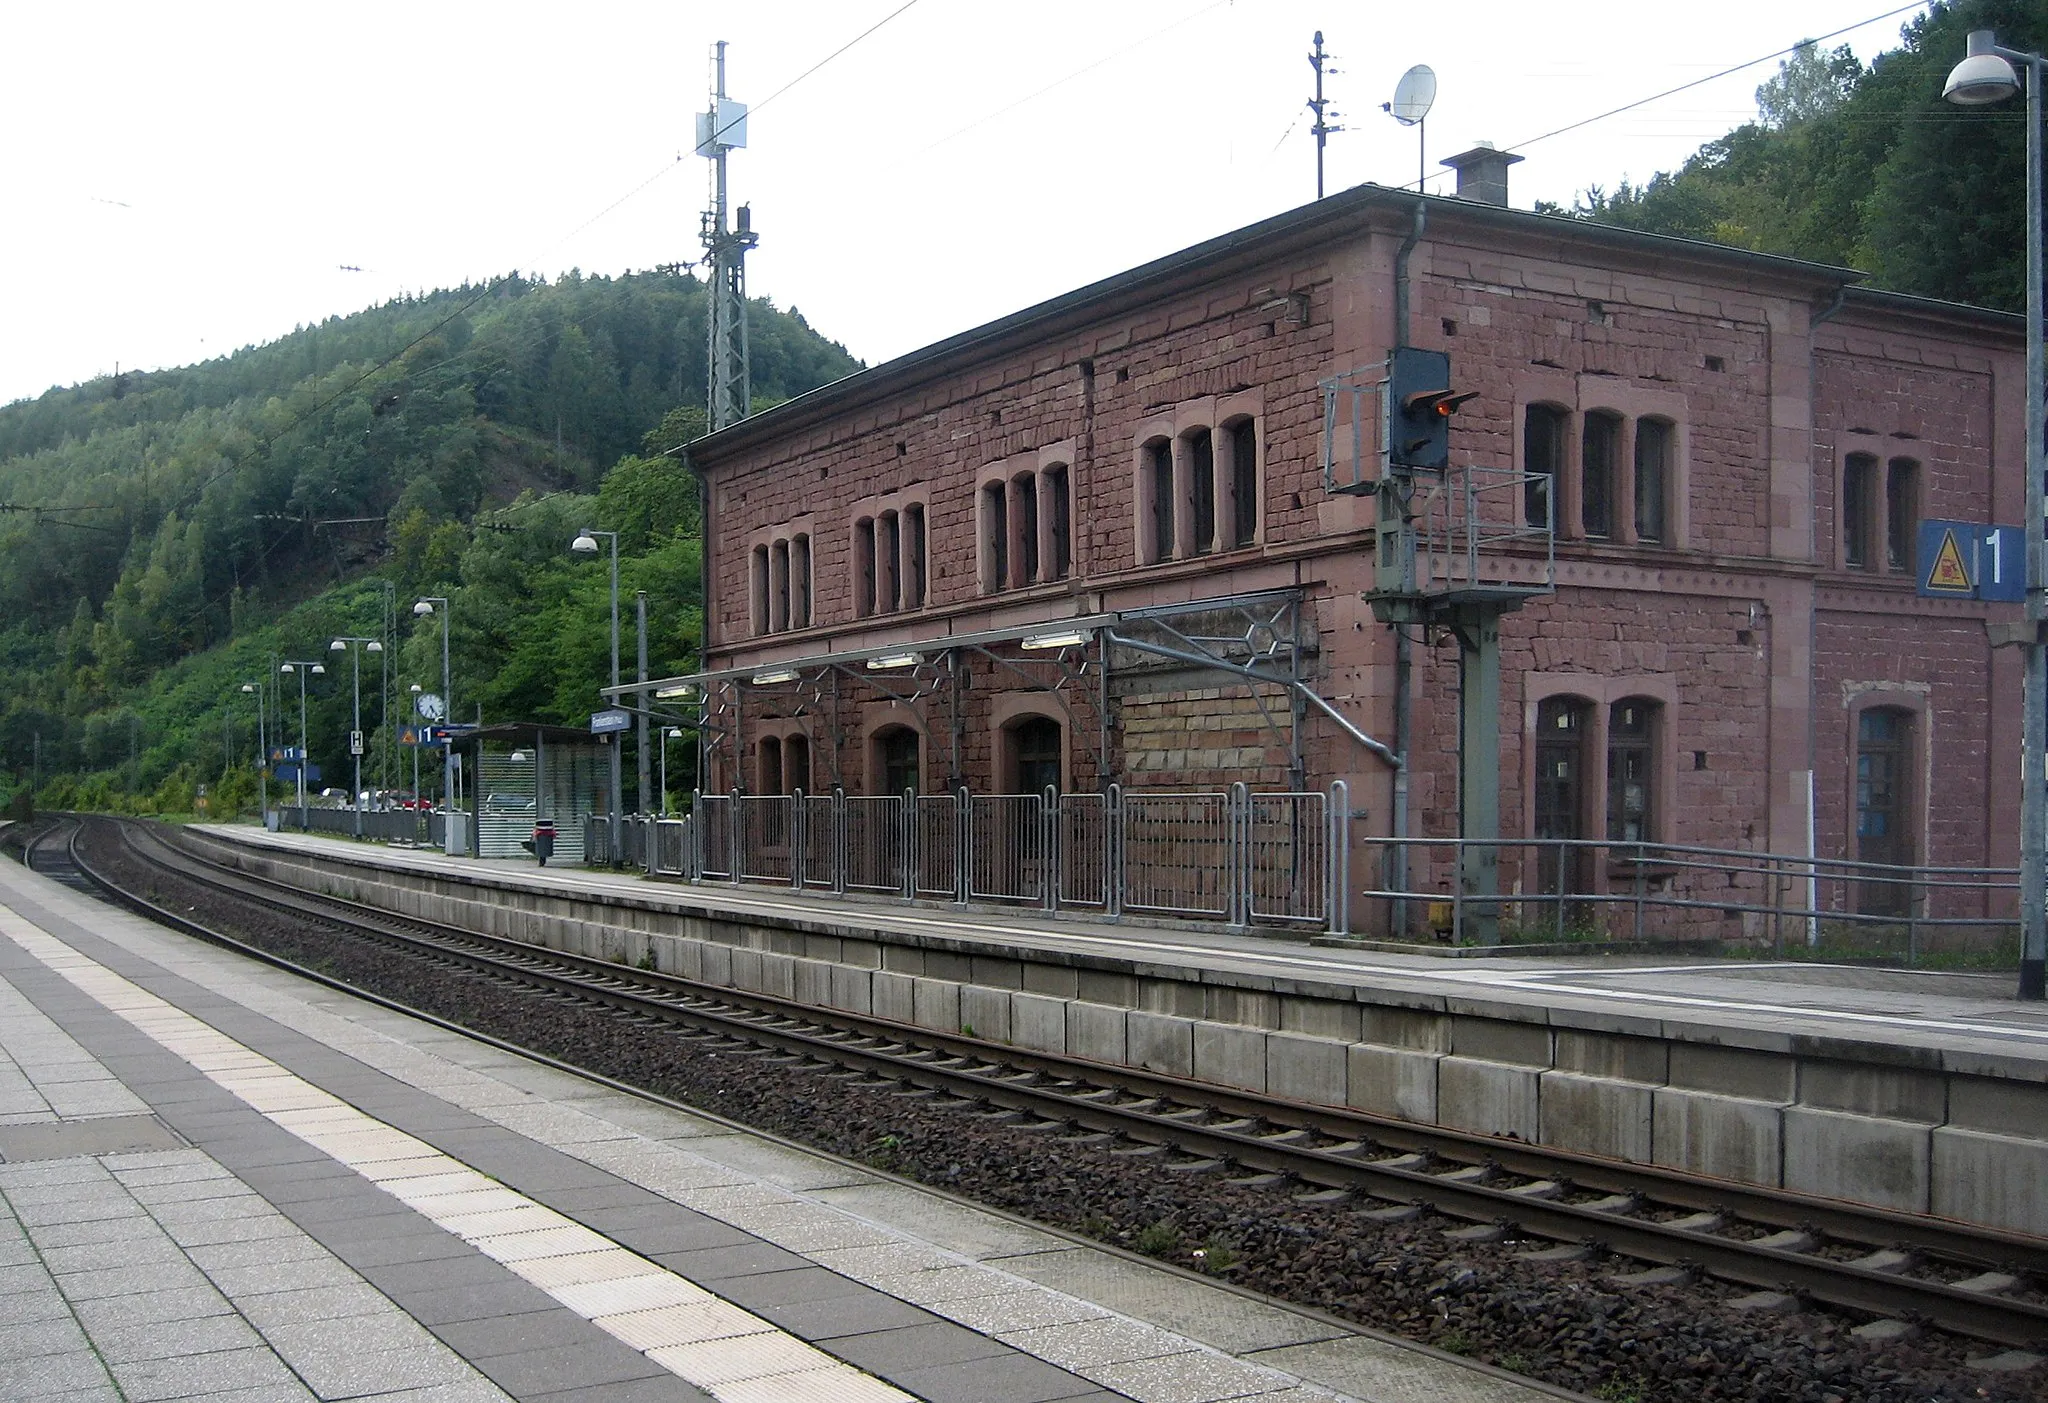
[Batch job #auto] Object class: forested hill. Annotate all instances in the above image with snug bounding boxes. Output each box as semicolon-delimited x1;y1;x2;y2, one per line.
1543;0;2042;313
0;269;858;813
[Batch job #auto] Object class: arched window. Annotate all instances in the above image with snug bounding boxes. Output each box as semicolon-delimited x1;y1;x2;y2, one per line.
1042;465;1070;581
783;735;810;794
1886;457;1919;573
1145;438;1175;562
1634;418;1671;544
903;506;926;607
1226;418;1259;548
854;517;877;615
758;736;783;796
749;544;770;636
1843;453;1877;569
1005;716;1062;795
1012;472;1039;585
874;726;919;796
1187;428;1215;555
1524;405;1568;529
981;482;1008;591
790;534;812;628
1581;410;1621;538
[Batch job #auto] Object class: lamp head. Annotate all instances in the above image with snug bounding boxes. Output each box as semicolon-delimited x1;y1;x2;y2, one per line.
413;599;434;616
330;639;346;652
409;684;422;694
666;727;684;739
241;684;255;693
311;664;326;675
280;663;293;674
571;532;600;554
1946;31;2021;105
366;640;383;653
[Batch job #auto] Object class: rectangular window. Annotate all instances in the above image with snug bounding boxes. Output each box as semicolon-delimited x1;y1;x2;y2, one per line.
1524;406;1565;529
983;482;1008;592
1582;411;1619;538
1634;419;1669;543
1886;458;1918;573
1014;474;1039;585
1229;420;1258;548
855;518;877;616
1189;429;1215;555
1043;466;1070;580
904;505;926;607
1843;454;1876;568
1148;440;1175;561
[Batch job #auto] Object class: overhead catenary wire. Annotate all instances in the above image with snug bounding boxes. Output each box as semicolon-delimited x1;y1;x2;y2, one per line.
1407;1;1930;192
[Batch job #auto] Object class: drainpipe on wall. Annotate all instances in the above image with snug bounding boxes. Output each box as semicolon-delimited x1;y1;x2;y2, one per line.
1389;199;1427;930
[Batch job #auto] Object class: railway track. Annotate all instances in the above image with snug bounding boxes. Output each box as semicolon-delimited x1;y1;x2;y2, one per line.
51;815;2048;1353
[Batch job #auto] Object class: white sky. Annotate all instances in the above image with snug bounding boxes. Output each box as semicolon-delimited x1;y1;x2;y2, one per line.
0;0;1932;410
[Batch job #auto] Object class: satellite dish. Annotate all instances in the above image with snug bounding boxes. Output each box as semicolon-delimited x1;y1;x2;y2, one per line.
1389;65;1436;127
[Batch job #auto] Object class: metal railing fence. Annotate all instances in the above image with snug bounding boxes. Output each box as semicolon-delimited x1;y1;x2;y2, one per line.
1354;835;2019;962
593;783;1351;933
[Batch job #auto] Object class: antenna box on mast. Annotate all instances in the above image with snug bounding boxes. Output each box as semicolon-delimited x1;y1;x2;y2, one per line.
695;98;748;157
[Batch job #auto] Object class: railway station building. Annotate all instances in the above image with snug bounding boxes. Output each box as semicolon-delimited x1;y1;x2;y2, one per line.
667;150;2026;938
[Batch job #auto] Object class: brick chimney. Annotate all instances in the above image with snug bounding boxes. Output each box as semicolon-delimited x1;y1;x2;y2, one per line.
1439;142;1523;208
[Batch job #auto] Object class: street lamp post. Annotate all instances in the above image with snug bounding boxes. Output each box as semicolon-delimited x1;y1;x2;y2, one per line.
414;598;454;846
278;660;327;815
330;636;384;839
571;529;623;854
239;682;267;821
1946;30;2047;1001
408;684;424;842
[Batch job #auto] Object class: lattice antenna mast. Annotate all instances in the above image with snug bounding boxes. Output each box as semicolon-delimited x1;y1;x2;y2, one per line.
698;41;758;431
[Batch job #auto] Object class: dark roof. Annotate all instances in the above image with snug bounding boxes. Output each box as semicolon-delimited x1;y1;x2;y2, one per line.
686;183;1880;465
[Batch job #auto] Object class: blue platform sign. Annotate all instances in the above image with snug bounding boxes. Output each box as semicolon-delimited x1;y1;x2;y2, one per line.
274;762;321;785
590;708;632;735
1916;520;2026;602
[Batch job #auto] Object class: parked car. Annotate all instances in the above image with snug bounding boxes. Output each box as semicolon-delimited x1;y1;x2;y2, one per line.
483;792;536;813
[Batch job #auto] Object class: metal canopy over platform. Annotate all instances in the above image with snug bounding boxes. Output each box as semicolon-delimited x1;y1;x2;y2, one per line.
620;591;1400;795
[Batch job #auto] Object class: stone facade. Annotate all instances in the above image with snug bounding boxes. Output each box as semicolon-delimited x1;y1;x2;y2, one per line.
683;184;2024;931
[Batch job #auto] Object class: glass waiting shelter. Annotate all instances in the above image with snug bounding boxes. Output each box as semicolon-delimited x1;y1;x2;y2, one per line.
449;723;608;862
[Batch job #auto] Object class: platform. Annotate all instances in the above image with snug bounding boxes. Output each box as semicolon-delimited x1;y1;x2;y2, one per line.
178;824;2048;1239
198;825;2048;1062
0;840;1562;1402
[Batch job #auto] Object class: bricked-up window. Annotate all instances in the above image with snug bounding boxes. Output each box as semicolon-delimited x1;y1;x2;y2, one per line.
749;545;770;636
855;517;878;616
1843;453;1877;569
1634;418;1671;543
1043;465;1070;580
1855;706;1913;914
1013;473;1039;584
1606;699;1657;843
1582;411;1620;538
1189;428;1216;555
783;735;810;793
981;483;1008;591
1146;439;1175;562
758;736;783;795
791;534;811;628
1228;418;1258;548
1886;458;1919;573
875;726;919;796
1524;405;1567;529
903;506;926;607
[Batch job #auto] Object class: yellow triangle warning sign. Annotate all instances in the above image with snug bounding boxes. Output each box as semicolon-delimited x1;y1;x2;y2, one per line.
1927;527;1973;593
